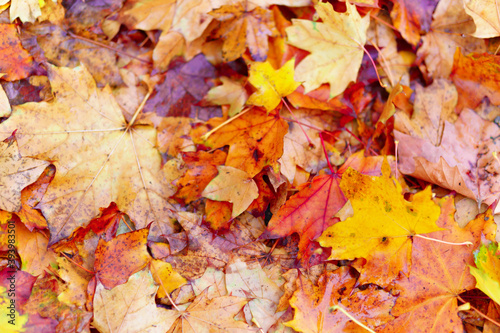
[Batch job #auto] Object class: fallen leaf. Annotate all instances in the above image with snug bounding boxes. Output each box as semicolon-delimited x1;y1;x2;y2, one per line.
379;196;479;332
226;259;285;332
144;54;219;119
206;199;233;230
166;212;238;279
17;165;55;230
157;117;195;156
261;173;346;265
464;0;500;38
56;256;93;308
0;64;177;245
390;0;438;45
202;165;259;218
150;259;187;297
470;242;500;306
15;219;57;276
286;1;370;98
395;79;457;146
168;289;253;332
210;2;278;62
318;164;442;286
92;269;178;333
175;150;227;204
9;0;42;23
205;108;288;178
0;134;49;213
206;76;248;117
451;50;500;110
396;108;500;209
286;266;394;332
94;226;152;289
417;0;486;78
246;59;300;112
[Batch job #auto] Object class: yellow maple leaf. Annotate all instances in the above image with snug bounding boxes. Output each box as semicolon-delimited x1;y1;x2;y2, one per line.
247;59;300;112
318;162;442;286
286;1;370;99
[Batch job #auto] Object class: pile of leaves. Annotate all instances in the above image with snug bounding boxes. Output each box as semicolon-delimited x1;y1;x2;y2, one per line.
2;0;500;332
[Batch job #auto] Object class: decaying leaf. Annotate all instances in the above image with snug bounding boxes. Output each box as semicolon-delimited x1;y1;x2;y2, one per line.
0;134;49;213
470;242;500;306
464;0;500;38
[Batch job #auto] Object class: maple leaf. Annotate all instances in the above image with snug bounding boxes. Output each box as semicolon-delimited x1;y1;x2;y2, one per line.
246;59;300;112
390;0;438;45
0;65;177;245
9;0;42;23
0;286;29;332
210;2;278;62
165;212;238;279
379;196;481;332
318;164;442;286
174;150;227;204
261;173;346;265
92;269;179;333
13;218;57;276
205;108;288;178
417;0;486;78
167;289;254;333
396;108;500;210
395;79;457;146
150;259;187;297
0;134;49;212
470;242;500;306
0;24;37;81
285;1;370;98
226;259;285;332
464;0;500;38
202;165;259;218
144;54;218;118
286;266;395;332
451;50;500;109
17;165;55;230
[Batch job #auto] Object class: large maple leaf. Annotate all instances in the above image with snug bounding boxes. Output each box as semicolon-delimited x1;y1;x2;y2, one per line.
379;197;482;332
0;65;176;245
261;173;346;265
318;165;442;286
286;1;370;99
205;108;288;178
396;108;500;210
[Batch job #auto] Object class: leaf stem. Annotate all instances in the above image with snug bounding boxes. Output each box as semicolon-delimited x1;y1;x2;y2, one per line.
319;132;334;174
414;234;472;246
329;305;375;333
282;98;313;146
68;32;153;65
201;108;250;141
60;252;94;274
